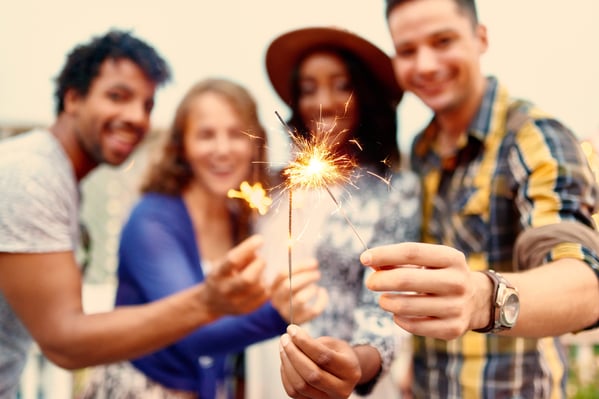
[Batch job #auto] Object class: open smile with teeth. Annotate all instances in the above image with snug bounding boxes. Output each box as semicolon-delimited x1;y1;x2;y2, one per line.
113;130;140;144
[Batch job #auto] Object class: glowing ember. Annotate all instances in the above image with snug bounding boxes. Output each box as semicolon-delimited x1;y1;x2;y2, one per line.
281;125;356;192
227;181;272;215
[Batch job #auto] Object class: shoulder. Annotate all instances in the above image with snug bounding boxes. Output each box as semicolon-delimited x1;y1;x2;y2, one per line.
506;99;581;157
0;130;76;205
124;193;188;231
132;193;184;214
386;169;421;199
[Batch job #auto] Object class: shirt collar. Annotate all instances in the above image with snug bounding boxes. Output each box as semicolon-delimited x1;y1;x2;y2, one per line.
414;76;508;159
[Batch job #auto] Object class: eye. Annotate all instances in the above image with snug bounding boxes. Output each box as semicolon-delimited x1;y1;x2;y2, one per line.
395;47;416;58
299;80;317;97
107;91;126;102
433;35;454;49
333;78;352;93
229;128;247;140
195;128;214;140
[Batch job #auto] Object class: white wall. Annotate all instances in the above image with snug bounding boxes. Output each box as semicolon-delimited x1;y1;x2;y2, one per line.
1;1;597;161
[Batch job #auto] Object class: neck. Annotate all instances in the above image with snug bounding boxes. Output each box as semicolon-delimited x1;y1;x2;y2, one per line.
183;182;229;228
50;116;97;181
435;76;487;139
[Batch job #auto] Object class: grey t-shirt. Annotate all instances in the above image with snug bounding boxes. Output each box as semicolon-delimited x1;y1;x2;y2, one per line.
0;129;79;398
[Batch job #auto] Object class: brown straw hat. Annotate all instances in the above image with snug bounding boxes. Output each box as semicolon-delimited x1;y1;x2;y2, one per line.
265;26;402;106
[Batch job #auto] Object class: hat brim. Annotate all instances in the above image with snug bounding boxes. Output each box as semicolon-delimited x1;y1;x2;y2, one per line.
265;27;402;107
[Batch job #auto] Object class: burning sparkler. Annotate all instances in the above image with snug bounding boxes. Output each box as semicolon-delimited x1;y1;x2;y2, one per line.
227;181;272;215
276;111;368;251
275;110;371;324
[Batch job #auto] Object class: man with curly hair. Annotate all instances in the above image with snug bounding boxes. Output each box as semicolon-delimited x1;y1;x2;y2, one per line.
0;30;270;398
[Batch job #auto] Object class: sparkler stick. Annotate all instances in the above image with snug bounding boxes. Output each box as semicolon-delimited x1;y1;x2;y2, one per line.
323;186;368;251
288;189;293;324
275;110;369;324
275;111;367;250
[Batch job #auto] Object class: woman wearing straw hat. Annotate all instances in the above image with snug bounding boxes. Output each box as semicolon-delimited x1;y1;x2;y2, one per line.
246;26;420;399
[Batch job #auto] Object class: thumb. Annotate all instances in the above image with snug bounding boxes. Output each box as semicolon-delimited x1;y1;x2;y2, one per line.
213;234;264;277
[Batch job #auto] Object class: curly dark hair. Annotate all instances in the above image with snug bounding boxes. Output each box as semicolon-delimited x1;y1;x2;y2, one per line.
54;29;171;115
287;47;400;174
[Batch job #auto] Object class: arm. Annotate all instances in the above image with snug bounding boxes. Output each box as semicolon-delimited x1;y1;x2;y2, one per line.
174;259;328;356
0;234;267;369
361;243;599;339
118;208;326;359
361;115;599;340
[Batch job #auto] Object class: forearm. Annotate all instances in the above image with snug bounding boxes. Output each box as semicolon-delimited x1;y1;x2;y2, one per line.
502;259;599;337
470;258;599;338
40;284;218;369
175;302;286;357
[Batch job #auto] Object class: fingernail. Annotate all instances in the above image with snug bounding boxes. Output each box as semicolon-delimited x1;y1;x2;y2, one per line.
280;333;290;348
287;324;298;337
360;252;372;265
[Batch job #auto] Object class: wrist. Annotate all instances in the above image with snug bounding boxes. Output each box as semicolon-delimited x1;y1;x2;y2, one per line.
473;270;520;333
471;270;494;331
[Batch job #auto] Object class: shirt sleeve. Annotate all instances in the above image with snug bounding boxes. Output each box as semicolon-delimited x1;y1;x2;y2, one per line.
0;155;75;253
510;115;599;292
351;172;422;378
117;201;288;361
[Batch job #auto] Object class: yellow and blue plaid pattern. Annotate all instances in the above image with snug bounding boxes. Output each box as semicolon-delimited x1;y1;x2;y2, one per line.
409;77;599;399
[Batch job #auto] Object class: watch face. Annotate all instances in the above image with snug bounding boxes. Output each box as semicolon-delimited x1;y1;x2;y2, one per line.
502;293;520;325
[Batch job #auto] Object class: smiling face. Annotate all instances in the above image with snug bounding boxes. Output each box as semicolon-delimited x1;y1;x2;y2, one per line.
297;51;359;143
66;58;157;166
182;91;253;198
387;0;488;116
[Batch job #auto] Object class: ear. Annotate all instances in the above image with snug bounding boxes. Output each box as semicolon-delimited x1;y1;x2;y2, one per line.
63;88;83;114
475;24;489;54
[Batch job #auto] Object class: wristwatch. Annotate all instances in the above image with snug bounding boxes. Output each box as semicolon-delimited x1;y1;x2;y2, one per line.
473;270;520;333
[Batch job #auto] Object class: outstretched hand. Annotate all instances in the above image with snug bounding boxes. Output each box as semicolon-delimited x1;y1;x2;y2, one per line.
279;324;361;399
361;242;491;340
270;258;328;324
203;234;269;317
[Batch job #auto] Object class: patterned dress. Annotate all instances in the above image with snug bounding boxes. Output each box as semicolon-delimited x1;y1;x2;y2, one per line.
247;167;421;398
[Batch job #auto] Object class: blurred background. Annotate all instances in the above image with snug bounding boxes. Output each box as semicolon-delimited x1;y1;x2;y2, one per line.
2;1;598;397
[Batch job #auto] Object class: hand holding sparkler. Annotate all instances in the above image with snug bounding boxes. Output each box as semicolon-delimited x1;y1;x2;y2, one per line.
269;258;328;324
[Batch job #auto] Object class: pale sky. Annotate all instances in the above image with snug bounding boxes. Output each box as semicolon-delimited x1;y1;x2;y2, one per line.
1;0;598;159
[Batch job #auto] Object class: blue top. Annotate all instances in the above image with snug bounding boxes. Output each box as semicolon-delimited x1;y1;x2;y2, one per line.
115;193;288;398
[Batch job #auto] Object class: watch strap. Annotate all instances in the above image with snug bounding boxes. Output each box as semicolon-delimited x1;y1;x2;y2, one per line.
473;270;500;333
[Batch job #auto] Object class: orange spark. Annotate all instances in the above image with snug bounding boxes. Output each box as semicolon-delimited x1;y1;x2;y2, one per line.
227;181;273;215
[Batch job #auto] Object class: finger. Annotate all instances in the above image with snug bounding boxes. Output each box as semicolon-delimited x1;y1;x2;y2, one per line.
368;267;467;296
392;314;468;340
378;291;467;319
289;270;322;294
287;325;355;377
291;288;328;325
280;332;328;399
214;234;264;277
238;256;267;284
360;242;465;270
273;258;318;282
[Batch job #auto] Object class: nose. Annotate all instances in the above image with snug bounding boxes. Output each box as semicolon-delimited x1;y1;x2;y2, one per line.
315;87;336;112
214;133;232;155
123;101;150;130
415;47;439;75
